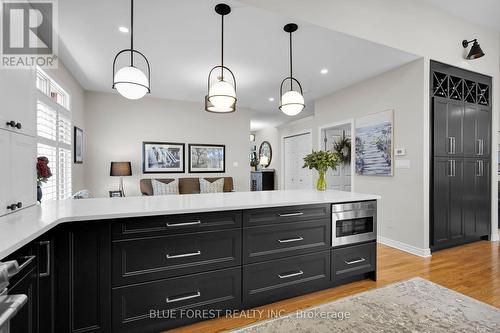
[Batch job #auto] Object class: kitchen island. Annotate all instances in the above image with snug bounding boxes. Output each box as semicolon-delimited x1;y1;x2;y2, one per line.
0;189;380;333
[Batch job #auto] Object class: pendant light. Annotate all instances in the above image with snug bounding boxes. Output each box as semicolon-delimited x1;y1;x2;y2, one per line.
205;3;237;113
112;0;151;100
279;23;304;116
462;39;485;60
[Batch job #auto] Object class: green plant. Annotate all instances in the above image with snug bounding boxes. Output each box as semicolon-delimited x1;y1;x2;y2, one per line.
332;136;351;164
303;150;341;173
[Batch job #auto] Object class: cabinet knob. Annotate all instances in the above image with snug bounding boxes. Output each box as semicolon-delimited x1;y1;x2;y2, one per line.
16;202;22;209
6;204;16;211
5;121;21;129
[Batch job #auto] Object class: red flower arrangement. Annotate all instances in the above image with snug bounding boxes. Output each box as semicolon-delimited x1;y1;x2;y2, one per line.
37;156;52;186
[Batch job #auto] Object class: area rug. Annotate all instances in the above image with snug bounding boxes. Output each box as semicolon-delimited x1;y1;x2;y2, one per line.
229;277;500;333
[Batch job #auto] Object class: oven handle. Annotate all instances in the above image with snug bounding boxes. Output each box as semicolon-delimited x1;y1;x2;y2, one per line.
333;210;376;221
0;294;28;328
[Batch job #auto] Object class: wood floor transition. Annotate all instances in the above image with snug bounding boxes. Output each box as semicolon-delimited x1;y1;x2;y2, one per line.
167;241;500;332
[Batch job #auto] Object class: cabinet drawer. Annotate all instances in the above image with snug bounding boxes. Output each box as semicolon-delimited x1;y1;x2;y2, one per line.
112;229;241;286
243;204;330;227
332;242;376;282
112;267;241;333
112;210;242;239
243;219;330;263
243;251;330;308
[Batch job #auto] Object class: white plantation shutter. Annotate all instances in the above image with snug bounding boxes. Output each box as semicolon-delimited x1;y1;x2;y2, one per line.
36;68;72;201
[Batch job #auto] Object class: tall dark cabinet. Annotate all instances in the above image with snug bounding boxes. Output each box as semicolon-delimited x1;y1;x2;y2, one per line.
431;61;491;251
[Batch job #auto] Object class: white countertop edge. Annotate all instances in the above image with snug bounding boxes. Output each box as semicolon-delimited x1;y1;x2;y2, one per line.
0;190;380;259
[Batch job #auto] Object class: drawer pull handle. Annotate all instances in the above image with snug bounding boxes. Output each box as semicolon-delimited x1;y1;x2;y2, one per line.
166;220;201;227
344;258;366;265
277;212;304;217
278;270;304;279
278;237;304;243
166;291;201;303
166;251;201;259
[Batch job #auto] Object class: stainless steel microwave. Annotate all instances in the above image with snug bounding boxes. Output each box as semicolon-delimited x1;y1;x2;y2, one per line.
332;201;377;247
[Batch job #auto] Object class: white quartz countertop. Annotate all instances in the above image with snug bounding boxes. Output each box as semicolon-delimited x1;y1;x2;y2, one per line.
0;189;380;259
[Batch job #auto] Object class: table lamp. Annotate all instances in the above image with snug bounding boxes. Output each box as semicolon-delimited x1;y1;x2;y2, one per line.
110;162;132;196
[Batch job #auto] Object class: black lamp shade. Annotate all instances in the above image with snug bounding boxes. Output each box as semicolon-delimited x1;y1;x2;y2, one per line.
110;162;132;176
467;41;485;60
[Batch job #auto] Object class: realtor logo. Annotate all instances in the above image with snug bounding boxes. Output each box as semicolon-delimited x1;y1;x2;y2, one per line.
1;0;58;68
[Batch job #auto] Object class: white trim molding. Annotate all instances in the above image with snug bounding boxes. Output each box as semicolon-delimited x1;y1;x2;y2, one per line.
378;236;432;258
491;232;499;242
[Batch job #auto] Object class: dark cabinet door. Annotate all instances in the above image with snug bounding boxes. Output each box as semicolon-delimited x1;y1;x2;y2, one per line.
463;159;490;237
432;158;463;247
56;222;111;333
464;103;491;157
37;236;55;333
433;97;463;157
9;266;38;333
475;159;490;236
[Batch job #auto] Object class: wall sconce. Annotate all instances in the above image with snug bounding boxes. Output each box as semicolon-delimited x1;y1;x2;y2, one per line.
462;39;485;60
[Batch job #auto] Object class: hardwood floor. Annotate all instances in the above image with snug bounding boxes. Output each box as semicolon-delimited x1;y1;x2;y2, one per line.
168;241;500;332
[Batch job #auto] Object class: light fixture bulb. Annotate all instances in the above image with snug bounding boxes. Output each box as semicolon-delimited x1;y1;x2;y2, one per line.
208;79;236;112
113;66;149;100
118;26;129;33
268;97;275;102
280;90;305;116
320;68;328;74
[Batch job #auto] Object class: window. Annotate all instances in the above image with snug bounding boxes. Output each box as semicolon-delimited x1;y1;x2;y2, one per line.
36;68;72;201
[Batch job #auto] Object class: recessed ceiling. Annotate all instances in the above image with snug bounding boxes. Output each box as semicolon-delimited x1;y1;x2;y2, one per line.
423;0;500;32
58;0;418;130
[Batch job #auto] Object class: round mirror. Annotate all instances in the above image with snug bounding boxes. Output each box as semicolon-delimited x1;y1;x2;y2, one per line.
258;141;272;168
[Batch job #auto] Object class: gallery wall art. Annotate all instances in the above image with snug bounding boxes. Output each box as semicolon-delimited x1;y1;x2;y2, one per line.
188;144;225;173
142;142;185;173
355;110;393;176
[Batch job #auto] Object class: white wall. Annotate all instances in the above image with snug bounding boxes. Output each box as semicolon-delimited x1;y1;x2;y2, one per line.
83;92;251;197
276;59;425;252
43;62;86;192
242;0;500;246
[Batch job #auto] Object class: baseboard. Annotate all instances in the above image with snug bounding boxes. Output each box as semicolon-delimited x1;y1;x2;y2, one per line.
491;232;500;242
377;236;432;258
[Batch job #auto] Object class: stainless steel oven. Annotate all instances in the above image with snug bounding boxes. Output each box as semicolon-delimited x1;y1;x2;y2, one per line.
332;201;377;246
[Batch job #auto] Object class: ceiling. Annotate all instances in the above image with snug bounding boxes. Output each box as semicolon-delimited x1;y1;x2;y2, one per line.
58;0;418;130
424;0;500;32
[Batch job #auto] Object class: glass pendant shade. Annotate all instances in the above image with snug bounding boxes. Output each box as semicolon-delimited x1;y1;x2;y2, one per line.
280;90;305;116
113;66;149;100
208;79;236;112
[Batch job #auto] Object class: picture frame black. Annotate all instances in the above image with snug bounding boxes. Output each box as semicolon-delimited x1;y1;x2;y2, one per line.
188;144;226;173
142;141;185;174
109;190;123;198
74;126;83;164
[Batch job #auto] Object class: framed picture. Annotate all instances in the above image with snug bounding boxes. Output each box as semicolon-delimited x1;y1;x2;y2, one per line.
74;126;83;164
109;190;123;198
188;144;225;173
355;110;394;176
142;142;185;173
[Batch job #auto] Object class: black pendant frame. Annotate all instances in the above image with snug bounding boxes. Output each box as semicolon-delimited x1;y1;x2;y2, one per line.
205;3;237;113
112;0;151;95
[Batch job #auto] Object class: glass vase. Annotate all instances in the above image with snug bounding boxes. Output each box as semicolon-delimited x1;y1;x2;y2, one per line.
316;170;327;191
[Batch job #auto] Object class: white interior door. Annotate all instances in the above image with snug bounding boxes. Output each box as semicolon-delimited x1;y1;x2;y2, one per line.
284;133;312;189
322;127;352;192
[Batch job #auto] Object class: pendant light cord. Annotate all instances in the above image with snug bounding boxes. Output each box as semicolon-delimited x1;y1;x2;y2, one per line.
289;31;293;90
130;0;134;66
221;13;224;81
